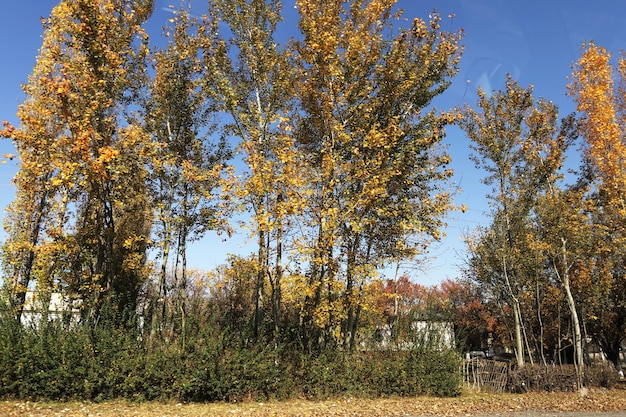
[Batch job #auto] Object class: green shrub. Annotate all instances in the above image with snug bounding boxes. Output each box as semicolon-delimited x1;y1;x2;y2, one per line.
0;302;463;402
406;348;463;396
283;347;462;400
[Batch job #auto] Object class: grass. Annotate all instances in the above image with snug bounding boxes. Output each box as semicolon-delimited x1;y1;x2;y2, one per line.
1;388;625;416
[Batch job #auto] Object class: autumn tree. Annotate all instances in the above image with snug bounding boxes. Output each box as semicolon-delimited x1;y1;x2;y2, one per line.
143;4;230;339
207;255;260;344
569;42;626;374
1;0;154;324
569;43;626;211
459;77;571;367
532;185;591;384
198;0;300;342
522;111;580;375
371;276;427;337
435;279;498;351
292;0;462;350
0;118;59;321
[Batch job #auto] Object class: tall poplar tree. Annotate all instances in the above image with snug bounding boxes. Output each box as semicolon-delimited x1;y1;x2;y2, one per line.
198;0;299;340
1;0;154;324
144;4;230;339
568;42;626;374
294;0;462;349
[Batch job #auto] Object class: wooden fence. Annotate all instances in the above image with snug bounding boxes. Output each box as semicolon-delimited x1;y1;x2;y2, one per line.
463;358;509;392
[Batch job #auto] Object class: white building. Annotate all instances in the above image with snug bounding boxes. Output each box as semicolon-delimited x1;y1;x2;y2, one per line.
20;291;81;327
369;321;455;350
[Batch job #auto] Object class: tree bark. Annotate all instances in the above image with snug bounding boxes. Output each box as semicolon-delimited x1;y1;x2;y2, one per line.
557;237;584;388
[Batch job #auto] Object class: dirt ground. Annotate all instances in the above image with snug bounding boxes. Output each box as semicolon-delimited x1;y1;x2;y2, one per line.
474;414;626;417
1;388;625;416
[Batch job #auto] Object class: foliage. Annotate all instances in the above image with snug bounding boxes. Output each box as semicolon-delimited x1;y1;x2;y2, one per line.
0;297;462;402
0;0;464;361
292;0;462;350
4;0;626;406
568;41;626;374
459;77;574;368
0;0;156;324
456;40;626;382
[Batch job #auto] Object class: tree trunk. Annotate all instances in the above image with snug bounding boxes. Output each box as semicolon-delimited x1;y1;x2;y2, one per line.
502;254;525;368
151;220;171;340
512;300;525;368
273;221;283;342
557;238;584;388
254;229;267;340
343;236;357;349
536;278;548;366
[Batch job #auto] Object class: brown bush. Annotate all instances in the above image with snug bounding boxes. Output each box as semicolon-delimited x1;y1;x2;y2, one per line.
583;364;620;388
507;364;620;392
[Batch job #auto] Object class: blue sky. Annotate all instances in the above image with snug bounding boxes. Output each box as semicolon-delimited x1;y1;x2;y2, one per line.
1;1;626;286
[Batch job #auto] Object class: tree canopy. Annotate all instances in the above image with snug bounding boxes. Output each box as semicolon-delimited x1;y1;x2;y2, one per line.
1;0;626;382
